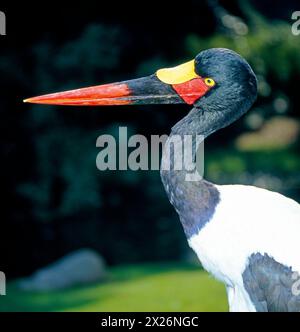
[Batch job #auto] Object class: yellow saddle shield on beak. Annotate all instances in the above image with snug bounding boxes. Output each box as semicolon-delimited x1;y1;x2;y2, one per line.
156;60;199;84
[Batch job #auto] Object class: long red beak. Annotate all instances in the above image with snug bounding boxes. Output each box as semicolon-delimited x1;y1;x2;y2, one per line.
24;75;185;106
24;83;132;106
24;59;213;106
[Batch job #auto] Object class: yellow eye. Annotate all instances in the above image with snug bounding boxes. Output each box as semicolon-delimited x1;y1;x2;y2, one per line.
204;78;215;87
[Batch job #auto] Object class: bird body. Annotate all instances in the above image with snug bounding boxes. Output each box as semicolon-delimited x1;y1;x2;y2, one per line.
25;48;300;311
188;184;300;311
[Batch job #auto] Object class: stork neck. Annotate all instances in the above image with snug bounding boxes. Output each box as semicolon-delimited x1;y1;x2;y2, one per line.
160;107;221;238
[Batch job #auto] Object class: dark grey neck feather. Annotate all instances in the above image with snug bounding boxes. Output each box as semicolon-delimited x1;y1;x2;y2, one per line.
160;108;222;238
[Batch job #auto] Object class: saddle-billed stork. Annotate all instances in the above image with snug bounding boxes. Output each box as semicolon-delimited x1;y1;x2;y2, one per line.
25;48;300;311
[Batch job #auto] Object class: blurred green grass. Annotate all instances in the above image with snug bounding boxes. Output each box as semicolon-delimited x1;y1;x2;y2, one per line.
0;263;228;312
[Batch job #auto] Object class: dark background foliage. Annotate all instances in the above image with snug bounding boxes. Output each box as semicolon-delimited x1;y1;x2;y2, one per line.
1;0;299;278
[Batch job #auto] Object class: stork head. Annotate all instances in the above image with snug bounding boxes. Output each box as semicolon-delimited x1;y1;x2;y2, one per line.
24;48;257;120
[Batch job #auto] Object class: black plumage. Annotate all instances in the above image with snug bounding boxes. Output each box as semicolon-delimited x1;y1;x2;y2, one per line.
243;253;300;312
